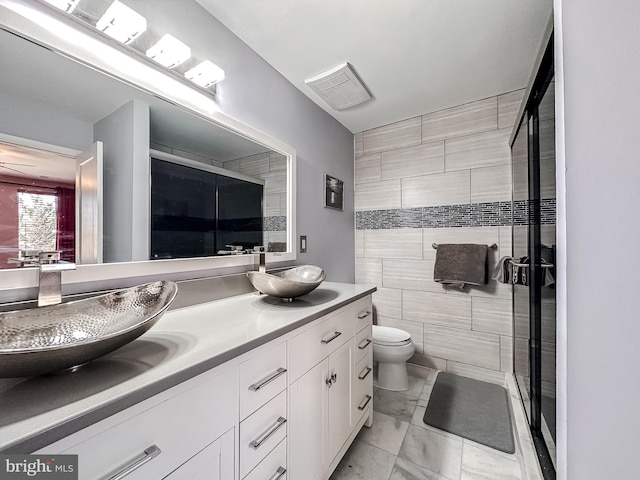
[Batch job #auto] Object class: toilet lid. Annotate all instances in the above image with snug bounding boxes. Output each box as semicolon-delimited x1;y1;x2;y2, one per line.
372;325;411;344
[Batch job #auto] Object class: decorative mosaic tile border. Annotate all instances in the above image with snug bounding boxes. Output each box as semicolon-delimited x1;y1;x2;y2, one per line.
264;216;287;231
356;199;555;230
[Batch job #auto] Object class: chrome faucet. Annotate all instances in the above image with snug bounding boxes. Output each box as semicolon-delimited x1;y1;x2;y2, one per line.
253;246;266;273
37;251;76;307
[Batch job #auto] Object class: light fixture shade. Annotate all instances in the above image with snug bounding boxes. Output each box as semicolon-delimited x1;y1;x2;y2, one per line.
185;60;225;88
146;34;191;68
43;0;80;13
96;0;147;45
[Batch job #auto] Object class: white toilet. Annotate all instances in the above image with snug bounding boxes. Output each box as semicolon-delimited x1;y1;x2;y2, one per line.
372;325;415;391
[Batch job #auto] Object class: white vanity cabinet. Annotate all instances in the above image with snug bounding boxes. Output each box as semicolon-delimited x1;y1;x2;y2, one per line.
36;366;237;479
288;296;374;480
30;291;374;480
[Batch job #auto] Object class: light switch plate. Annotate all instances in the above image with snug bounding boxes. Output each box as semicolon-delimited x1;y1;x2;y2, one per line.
300;235;307;253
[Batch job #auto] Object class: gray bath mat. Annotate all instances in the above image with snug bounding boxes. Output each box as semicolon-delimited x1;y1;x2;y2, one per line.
423;372;515;453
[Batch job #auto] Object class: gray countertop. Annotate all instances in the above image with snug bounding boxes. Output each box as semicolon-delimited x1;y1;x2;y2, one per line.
0;282;376;453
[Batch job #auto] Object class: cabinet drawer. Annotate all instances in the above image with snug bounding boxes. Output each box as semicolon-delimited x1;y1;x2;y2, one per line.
353;354;373;422
51;369;235;480
164;428;234;480
240;341;287;420
354;324;372;364
243;438;287;480
288;307;355;381
240;390;287;478
354;295;373;332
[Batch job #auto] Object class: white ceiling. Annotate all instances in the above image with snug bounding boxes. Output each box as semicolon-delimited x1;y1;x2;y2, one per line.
196;0;552;133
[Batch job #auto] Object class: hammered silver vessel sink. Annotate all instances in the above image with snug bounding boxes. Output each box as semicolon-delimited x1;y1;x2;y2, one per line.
0;280;178;378
247;265;326;301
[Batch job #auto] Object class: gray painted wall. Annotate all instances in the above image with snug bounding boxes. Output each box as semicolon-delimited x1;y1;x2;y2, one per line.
555;1;640;478
127;0;356;282
94;99;150;263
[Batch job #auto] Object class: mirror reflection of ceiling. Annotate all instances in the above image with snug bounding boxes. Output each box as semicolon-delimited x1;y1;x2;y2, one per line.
0;142;75;182
0;28;268;162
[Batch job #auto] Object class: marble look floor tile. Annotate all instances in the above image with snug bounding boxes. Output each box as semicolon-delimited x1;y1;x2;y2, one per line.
403;371;428;400
398;426;463;479
357;410;410;456
373;389;418;423
460;442;523;480
330;441;397;480
406;364;434;379
416;381;435;408
390;457;451;480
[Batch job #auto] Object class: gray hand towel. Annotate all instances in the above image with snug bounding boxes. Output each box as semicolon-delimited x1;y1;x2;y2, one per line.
433;244;488;289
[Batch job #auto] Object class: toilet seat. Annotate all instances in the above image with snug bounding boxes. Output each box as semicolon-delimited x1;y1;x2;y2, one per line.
372;325;412;346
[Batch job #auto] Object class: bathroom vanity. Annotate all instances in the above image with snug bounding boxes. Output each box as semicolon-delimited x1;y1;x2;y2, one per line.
0;283;375;480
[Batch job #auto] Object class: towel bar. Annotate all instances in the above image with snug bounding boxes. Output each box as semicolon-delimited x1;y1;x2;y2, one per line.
432;243;498;250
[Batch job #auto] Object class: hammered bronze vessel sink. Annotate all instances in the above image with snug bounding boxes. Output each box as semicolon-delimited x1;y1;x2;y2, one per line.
0;280;178;377
247;265;326;301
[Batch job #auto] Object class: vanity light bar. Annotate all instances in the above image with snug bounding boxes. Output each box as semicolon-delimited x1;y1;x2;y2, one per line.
146;34;191;68
43;0;80;13
184;60;225;88
96;0;147;45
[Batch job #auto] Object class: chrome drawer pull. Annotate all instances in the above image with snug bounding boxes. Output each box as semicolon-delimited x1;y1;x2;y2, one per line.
269;466;287;480
326;372;338;387
248;367;287;392
357;395;372;411
357;310;372;319
321;331;342;344
358;366;372;380
249;416;287;450
107;444;161;480
358;338;372;350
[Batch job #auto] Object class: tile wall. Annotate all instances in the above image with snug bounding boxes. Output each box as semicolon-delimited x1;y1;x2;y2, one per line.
354;91;525;382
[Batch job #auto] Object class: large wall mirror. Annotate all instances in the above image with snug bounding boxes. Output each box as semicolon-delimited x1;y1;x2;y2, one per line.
0;2;296;291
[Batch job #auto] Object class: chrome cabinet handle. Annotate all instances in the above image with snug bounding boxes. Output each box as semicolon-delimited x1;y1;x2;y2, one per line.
358;338;372;350
269;466;287;480
358;366;372;380
107;445;161;480
357;395;372;411
249;416;287;450
357;310;372;319
321;331;342;344
248;367;287;392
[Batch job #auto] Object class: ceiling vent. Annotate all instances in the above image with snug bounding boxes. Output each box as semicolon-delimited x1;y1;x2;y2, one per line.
305;63;372;111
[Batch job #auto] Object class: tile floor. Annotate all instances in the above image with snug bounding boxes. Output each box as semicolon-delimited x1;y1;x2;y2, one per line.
330;365;543;480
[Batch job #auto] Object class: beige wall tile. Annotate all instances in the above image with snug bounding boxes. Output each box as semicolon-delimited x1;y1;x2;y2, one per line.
362;117;421;155
423;323;501;370
409;352;447;371
498;226;512;259
355;230;365;258
265;193;282;216
500;335;513;373
498;89;526;130
354;180;402;210
404;290;472;330
355;179;401;210
472;297;513;335
446;361;506;385
239;152;270;176
470;164;512;203
381;142;444;180
382;258;445;293
262;171;287;194
445;128;511;171
269;153;287;172
402;170;470;208
377;316;424;354
364;229;423;259
444;275;513;300
512;161;528;202
422;97;497;143
373;287;402;319
355;257;383;285
355;153;382;184
355;132;364;157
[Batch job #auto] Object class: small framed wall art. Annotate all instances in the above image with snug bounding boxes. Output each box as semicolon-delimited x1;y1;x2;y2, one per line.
324;174;344;210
